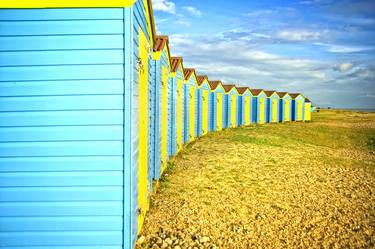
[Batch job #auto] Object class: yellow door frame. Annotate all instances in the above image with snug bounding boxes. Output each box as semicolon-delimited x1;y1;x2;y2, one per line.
161;66;168;171
259;98;265;124
137;28;149;232
230;94;236;127
272;98;277;123
244;96;250;125
217;93;223;131
297;100;303;121
202;90;209;135
176;79;183;150
285;99;290;122
189;87;195;141
304;103;311;121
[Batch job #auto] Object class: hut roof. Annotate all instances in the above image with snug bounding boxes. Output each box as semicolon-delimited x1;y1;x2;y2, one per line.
236;87;249;94
208;81;223;91
170;57;183;73
222;84;236;93
184;68;196;81
196;75;208;86
249;89;264;96
264;90;277;97
153;35;168;52
289;93;302;99
305;98;311;103
276;92;289;98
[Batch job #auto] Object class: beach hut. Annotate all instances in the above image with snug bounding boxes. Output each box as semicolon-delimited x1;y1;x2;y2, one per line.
290;93;305;121
170;57;185;152
304;98;312;121
0;1;156;248
249;89;267;124
277;92;292;122
264;90;280;123
183;68;198;142
223;84;239;128
197;75;211;136
209;81;226;131
151;36;171;181
237;87;253;126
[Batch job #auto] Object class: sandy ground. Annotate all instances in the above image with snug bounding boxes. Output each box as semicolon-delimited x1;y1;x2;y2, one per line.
136;110;375;248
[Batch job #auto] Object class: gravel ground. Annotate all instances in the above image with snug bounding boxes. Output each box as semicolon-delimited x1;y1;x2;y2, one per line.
136;110;375;248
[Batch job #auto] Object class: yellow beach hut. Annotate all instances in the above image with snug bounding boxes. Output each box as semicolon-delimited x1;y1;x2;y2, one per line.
304;98;312;121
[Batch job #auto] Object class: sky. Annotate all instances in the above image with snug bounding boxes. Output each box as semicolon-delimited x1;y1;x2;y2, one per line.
152;0;375;109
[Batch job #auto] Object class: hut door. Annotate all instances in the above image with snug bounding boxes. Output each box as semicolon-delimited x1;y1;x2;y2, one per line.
189;87;195;141
244;96;250;125
202;90;209;134
217;93;223;131
297;100;303;121
304;103;311;121
285;100;290;122
259;98;265;124
176;79;183;150
161;66;168;169
137;28;150;231
272;99;278;123
230;94;236;127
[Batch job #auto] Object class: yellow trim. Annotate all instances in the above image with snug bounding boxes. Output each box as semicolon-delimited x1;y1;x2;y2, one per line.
189;86;196;141
137;27;149;233
244;96;250;125
272;98;278;123
259;98;265;124
0;0;136;8
304;103;311;121
202;90;209;135
217;93;223;131
176;79;183;150
230;94;236;128
284;100;290;122
297;100;303;121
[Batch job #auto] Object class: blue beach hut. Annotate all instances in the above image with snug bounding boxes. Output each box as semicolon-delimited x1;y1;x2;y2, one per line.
264;90;280;123
236;87;253;126
208;81;226;131
0;0;156;248
290;93;306;121
183;68;198;143
249;89;267;124
277;92;292;122
196;75;211;136
222;84;239;128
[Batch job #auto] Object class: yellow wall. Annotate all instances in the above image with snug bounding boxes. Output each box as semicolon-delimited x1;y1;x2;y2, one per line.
297;100;303;121
284;100;290;122
160;66;168;170
217;93;223;131
137;28;149;232
244;96;250;125
304;103;311;121
176;79;183;150
259;98;265;124
230;94;236;128
202;90;209;135
272;99;278;123
189;87;195;141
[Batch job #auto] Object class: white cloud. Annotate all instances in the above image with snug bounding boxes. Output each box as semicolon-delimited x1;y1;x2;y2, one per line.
276;30;321;41
315;42;374;53
338;62;353;72
183;6;202;17
153;0;176;14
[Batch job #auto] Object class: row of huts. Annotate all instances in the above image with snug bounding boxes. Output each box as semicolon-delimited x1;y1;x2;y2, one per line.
0;1;312;249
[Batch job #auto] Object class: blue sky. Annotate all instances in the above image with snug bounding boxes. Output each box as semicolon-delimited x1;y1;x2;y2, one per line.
152;0;375;108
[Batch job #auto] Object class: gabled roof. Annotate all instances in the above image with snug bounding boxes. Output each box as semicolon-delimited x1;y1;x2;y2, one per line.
249;89;264;96
264;90;277;97
305;98;311;103
208;81;223;91
289;93;303;99
184;68;196;81
196;75;209;86
153;35;168;52
222;84;236;93
276;92;289;98
236;87;250;95
170;57;183;73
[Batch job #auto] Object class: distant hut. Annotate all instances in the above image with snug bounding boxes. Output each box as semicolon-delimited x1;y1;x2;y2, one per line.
304;98;312;121
276;92;292;122
196;75;211;136
290;93;305;121
249;89;267;124
170;57;185;153
209;81;226;131
264;90;280;123
183;68;198;142
223;84;239;128
237;87;253;126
